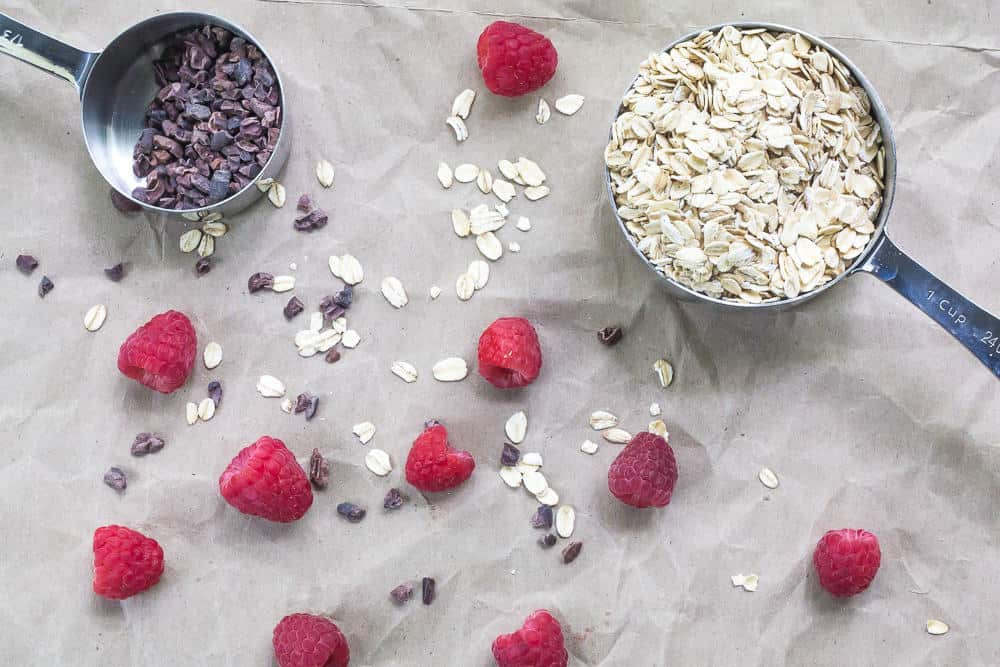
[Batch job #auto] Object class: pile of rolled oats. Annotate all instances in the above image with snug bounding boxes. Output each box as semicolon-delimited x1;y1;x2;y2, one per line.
605;26;885;303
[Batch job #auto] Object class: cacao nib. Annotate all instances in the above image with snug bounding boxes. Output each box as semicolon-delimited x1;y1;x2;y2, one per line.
247;271;274;293
208;380;223;406
333;285;353;309
38;276;53;297
539;534;557;549
325;349;341;364
562;541;583;564
309;448;329;489
195;257;212;275
383;488;407;510
104;263;126;282
16;254;38;274
501;443;520;467
337;502;366;523
283;296;304;320
103;467;127;492
390;583;414;604
530;505;553;530
421;577;436;605
598;326;623;346
293;209;328;232
130;432;165;456
110;189;142;213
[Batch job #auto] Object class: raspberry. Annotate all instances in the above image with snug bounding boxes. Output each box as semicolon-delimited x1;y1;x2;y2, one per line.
607;431;678;508
404;422;475;492
492;609;568;667
813;528;881;597
477;317;542;388
219;436;313;522
117;310;197;393
92;525;164;600
476;21;558;97
273;613;350;667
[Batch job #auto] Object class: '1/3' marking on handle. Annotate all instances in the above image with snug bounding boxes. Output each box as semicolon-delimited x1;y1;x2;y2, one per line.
1;30;24;47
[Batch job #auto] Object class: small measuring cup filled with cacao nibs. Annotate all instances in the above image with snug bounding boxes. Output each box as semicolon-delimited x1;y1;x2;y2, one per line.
0;11;290;218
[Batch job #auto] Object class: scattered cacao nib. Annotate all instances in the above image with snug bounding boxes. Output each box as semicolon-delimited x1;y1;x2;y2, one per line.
195;257;212;275
247;271;274;293
325;348;341;364
309;448;329;489
103;467;127;491
293;209;328;232
283;296;304;320
38;276;54;298
208;380;223;407
294;392;314;414
383;487;407;510
333;284;353;309
562;541;583;564
336;502;366;523
538;534;557;549
318;295;345;321
424;418;441;429
305;395;319;420
16;254;38;274
390;582;414;604
109;188;142;213
104;263;126;282
530;505;553;530
130;432;165;456
130;26;283;210
501;443;521;467
597;326;623;346
297;194;312;212
421;577;436;605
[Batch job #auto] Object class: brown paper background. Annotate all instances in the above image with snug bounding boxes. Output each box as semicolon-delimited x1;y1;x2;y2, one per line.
2;1;1000;665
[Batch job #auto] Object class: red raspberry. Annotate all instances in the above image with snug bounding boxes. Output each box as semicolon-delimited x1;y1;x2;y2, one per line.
92;525;164;600
219;436;313;522
492;609;568;667
273;613;350;667
117;310;197;393
813;528;881;597
477;21;558;97
607;431;678;508
477;317;542;388
404;422;475;492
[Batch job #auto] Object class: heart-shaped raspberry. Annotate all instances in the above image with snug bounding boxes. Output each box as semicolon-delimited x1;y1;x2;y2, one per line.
404;422;475;492
492;609;568;667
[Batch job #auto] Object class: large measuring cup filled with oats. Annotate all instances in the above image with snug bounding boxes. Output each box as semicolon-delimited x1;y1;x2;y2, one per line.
605;22;1000;379
0;11;290;219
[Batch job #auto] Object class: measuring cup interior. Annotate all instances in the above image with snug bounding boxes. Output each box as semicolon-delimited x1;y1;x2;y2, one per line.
81;13;283;211
607;22;898;309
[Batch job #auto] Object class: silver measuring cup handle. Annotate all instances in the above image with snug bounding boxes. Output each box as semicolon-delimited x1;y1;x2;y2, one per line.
0;12;97;93
858;234;1000;378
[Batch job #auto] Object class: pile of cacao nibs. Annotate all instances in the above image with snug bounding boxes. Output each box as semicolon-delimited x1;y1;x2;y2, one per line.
130;25;282;210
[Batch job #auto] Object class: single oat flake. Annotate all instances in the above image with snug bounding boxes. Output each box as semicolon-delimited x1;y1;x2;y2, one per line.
185;402;198;425
203;342;223;369
446;115;468;142
758;467;780;489
522;452;543;467
603;428;632;444
476;168;493;195
522;470;548;495
536;98;551;124
196;233;214;258
452;208;471;238
476;232;503;261
508;241;521;253
499;466;523;488
515;158;546;187
926;620;949;636
505;411;527;444
267;182;286;208
456;273;476;301
316;160;335;188
648;420;668;438
452;88;476;119
432;357;468;382
179;229;202;253
380;276;409;308
197;397;216;421
524;185;550;201
437;162;454;189
555;94;585;115
516;216;531;232
454;163;479;183
429;285;442;300
256;375;286;398
589;411;618;430
391;361;419;383
353;421;376;444
650;403;662;416
536;487;559;506
342;330;361;348
731;573;759;592
555;505;576;538
271;275;296;293
580;440;599;454
365;449;393;476
83;304;107;332
492;179;516;203
467;260;490;290
654;359;674;387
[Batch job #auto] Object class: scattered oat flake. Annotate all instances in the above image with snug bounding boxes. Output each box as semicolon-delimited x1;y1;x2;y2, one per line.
353;421;376;444
516;216;531;232
256;178;274;193
650;403;661;416
524;185;550;201
437;162;453;189
515;158;546;186
536;98;551;124
603;428;631;444
83;304;107;332
429;286;442;299
476;169;493;194
580;440;598;454
508;241;521;253
648;420;668;438
452;88;476;119
454;163;479;183
185;402;198;425
456;273;476;301
365;449;392;476
179;229;202;253
197;397;216;421
381;276;409;308
203;342;222;369
280;398;294;414
446;115;468;142
342;329;361;348
536;487;559;506
476;232;503;261
432;357;468;382
732;574;758;592
196;234;214;258
492;179;516;203
555;505;575;538
926;620;949;636
653;358;674;387
758;467;779;489
555;94;585;115
498;159;519;181
467;260;490;290
505;411;527;444
256;374;286;398
391;361;418;383
202;221;227;238
268;182;286;207
499;466;523;488
522;452;543;467
316;159;335;188
451;208;471;238
589;411;618;430
522;470;548;495
271;275;295;293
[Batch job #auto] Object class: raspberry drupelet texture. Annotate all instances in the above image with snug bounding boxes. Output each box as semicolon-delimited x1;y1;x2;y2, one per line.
477;317;542;388
117;309;197;393
477;21;558;97
492;609;568;667
404;422;475;492
813;528;881;597
92;525;164;600
219;436;314;522
607;431;678;508
273;613;350;667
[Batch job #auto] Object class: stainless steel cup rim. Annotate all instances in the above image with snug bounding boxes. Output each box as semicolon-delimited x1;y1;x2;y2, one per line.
605;21;897;309
80;11;290;216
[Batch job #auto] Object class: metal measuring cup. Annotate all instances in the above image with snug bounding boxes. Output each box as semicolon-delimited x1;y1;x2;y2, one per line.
606;22;1000;379
0;11;290;219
